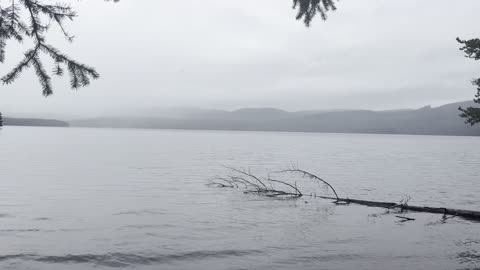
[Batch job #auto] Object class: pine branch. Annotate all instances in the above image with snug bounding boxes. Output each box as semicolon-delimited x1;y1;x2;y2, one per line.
31;53;52;96
1;46;38;84
293;0;337;27
40;43;99;88
0;37;5;62
459;77;480;125
29;1;76;41
0;0;117;95
459;106;480;126
457;37;480;60
457;37;480;125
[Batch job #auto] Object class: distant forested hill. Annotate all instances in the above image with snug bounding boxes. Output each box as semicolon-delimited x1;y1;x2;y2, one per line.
3;117;69;127
70;101;480;136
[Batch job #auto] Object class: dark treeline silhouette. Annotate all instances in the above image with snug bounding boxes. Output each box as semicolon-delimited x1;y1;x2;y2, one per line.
2;116;68;127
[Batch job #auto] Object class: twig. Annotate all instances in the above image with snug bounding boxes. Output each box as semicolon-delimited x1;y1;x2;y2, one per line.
268;178;303;197
223;166;268;190
395;215;416;222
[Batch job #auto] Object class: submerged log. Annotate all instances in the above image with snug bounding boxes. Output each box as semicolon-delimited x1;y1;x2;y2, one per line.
211;166;480;222
318;196;480;221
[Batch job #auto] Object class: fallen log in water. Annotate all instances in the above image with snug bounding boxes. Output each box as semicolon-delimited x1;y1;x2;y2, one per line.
318;196;480;221
210;166;480;221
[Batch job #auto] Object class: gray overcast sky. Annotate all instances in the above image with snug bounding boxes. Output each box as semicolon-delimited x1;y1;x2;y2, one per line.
1;0;480;117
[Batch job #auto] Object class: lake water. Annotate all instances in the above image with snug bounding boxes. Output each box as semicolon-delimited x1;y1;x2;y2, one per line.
0;126;479;270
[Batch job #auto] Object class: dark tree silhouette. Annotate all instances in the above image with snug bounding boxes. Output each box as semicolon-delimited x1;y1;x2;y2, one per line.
457;37;480;125
0;0;336;96
0;111;3;127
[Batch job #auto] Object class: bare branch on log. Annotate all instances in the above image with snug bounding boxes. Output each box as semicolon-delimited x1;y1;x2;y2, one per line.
214;166;303;199
268;178;303;197
223;166;269;190
277;169;339;201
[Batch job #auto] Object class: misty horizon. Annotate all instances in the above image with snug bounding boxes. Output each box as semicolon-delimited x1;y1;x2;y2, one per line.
1;99;474;120
2;0;480;117
4;100;478;137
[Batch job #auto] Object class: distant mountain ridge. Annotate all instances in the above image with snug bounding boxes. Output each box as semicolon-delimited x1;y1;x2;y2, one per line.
70;101;480;136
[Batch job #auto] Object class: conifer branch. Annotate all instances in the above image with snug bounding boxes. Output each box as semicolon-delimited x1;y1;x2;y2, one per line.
457;37;480;125
0;0;116;96
1;45;38;84
31;52;52;95
0;37;5;62
293;0;337;27
457;37;480;60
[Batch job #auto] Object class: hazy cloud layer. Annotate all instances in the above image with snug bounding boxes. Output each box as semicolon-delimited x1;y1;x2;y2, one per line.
1;0;479;117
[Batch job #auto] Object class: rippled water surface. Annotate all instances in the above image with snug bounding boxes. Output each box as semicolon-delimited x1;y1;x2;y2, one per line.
0;127;479;270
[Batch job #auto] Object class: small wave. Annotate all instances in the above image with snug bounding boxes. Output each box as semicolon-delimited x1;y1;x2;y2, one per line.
326;237;365;245
33;217;50;221
293;253;364;262
113;210;165;216
0;250;262;267
457;250;480;264
0;254;35;262
0;228;77;233
122;224;174;229
455;239;480;247
0;229;42;232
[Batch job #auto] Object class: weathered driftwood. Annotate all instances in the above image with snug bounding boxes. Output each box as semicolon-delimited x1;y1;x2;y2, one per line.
318;196;480;221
